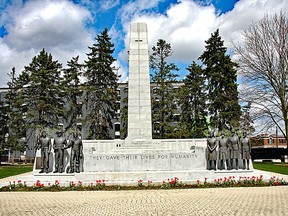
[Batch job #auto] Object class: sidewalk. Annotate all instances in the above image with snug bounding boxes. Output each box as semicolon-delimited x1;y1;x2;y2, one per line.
0;170;288;215
0;186;288;215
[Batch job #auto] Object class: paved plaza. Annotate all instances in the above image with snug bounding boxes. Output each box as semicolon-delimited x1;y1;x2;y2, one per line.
0;184;287;215
0;171;288;215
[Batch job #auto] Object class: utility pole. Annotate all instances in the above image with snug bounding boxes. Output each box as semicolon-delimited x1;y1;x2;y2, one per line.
276;126;279;148
286;74;288;149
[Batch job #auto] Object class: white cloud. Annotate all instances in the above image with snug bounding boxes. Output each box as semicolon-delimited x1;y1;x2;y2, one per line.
5;0;92;51
100;0;120;11
113;60;128;82
1;0;288;87
218;0;288;47
127;0;218;63
112;0;165;81
0;0;94;86
119;0;163;22
124;0;288;65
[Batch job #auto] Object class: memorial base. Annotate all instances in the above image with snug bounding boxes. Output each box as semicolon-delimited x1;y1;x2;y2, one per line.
25;138;267;186
12;168;270;188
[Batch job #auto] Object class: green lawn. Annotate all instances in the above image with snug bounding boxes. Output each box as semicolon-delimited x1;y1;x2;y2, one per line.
0;164;33;179
0;163;287;180
253;162;288;175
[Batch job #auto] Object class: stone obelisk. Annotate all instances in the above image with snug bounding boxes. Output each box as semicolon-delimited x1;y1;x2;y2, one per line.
126;23;152;143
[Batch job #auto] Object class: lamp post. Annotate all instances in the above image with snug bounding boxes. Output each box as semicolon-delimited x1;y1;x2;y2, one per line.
4;133;9;163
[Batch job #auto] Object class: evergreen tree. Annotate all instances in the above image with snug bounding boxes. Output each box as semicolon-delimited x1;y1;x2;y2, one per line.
120;84;128;139
83;28;119;139
20;49;64;132
199;29;241;131
180;61;208;138
150;39;179;138
3;68;29;159
63;56;83;132
0;99;9;164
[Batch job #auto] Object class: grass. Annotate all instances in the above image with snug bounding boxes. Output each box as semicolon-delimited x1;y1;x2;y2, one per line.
0;164;33;179
253;162;288;175
0;162;287;182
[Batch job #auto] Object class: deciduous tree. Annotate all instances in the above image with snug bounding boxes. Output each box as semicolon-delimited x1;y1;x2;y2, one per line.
233;11;288;144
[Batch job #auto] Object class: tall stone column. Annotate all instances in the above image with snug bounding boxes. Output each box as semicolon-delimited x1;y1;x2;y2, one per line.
126;23;152;143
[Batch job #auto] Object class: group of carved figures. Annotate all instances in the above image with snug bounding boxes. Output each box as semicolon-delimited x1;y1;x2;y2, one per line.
36;131;83;174
207;129;251;171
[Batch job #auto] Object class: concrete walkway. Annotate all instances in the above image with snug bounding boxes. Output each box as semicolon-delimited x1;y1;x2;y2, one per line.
0;171;288;215
0;186;288;215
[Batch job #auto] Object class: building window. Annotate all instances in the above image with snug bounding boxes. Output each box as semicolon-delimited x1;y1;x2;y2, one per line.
269;137;273;144
173;113;180;122
22;104;28;119
58;123;64;131
153;122;160;133
116;101;121;112
76;123;82;134
115;123;120;132
117;89;121;95
173;86;179;90
77;101;83;118
174;99;180;109
152;98;160;111
115;101;121;118
114;122;120;139
152;87;160;95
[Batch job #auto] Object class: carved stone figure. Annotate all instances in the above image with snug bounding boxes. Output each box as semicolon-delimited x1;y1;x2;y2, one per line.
207;131;217;170
218;132;229;170
36;131;51;173
66;132;83;173
228;128;240;170
53;131;67;173
240;132;251;170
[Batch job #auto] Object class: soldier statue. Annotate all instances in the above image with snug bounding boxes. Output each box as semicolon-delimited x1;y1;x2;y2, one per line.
207;130;217;170
65;131;83;173
218;132;229;170
53;131;67;173
240;132;251;170
36;131;51;173
228;128;240;170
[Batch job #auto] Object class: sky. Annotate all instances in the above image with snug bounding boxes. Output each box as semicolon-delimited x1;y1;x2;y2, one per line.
0;0;287;87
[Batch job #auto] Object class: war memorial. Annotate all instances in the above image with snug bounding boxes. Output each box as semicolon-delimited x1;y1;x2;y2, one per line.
16;23;267;186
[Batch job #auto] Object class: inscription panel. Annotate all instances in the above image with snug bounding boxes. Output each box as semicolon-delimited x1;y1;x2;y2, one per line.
83;151;205;172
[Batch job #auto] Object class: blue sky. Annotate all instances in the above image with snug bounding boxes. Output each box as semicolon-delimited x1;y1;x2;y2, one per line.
0;0;287;86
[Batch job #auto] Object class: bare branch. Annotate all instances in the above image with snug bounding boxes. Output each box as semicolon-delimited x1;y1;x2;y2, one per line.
233;11;288;143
